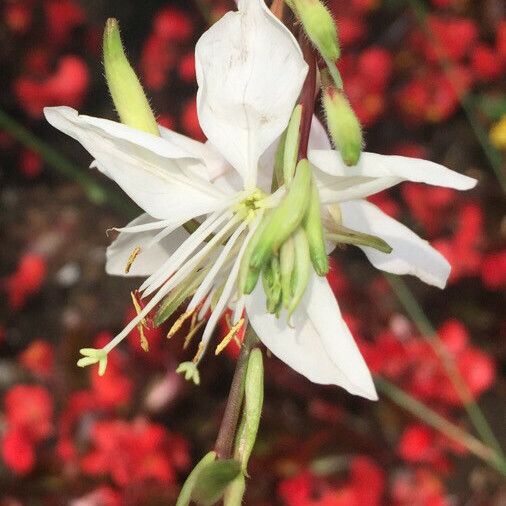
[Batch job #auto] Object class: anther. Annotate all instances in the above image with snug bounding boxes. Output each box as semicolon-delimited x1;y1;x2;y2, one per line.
125;246;141;274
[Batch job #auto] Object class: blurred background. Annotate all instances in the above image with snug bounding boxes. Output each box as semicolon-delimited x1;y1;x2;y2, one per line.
0;0;505;504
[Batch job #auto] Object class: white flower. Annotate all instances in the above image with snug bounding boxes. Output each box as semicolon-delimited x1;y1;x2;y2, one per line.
44;0;476;401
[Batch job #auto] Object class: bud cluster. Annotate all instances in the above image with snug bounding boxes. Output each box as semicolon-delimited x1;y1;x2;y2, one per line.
286;0;365;166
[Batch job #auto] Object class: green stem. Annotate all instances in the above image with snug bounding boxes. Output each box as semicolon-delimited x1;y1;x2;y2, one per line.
376;377;506;476
385;274;505;461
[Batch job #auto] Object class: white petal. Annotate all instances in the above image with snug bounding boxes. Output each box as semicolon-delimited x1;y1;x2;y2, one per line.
309;150;477;200
195;0;307;188
246;274;377;400
44;106;230;221
340;200;451;288
106;214;189;277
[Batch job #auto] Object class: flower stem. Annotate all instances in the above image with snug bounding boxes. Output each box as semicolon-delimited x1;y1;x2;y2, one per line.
297;37;317;161
214;326;259;459
385;274;505;462
376;376;506;476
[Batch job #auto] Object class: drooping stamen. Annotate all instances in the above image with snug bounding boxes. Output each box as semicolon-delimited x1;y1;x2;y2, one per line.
215;318;244;355
167;308;197;339
131;291;149;351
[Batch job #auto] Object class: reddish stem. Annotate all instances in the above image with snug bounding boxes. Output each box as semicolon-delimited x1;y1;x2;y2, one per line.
297;38;317;161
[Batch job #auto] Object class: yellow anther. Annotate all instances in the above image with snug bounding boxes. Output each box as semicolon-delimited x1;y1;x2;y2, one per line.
183;319;206;350
131;292;149;352
167;308;197;339
125;246;141;274
215;318;245;356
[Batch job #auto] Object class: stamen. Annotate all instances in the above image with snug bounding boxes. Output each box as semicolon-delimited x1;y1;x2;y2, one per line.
125;246;141;274
215;318;244;355
183;319;206;349
167;308;197;339
131;291;149;351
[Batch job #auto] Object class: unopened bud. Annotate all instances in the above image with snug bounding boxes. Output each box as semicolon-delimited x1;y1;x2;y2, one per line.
191;459;241;506
176;451;216;506
322;73;363;166
261;256;282;314
287;228;311;320
103;18;159;135
283;105;303;185
288;0;340;61
250;159;311;270
280;237;295;308
304;178;328;276
234;348;264;474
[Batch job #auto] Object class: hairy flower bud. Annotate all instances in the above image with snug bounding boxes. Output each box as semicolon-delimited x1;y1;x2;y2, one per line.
288;0;340;61
322;72;363;166
103;18;159;135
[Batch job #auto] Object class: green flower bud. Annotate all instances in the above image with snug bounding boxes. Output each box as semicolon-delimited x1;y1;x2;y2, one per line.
176;451;217;506
223;475;246;506
322;72;363;166
287;228;311;320
280;236;295;308
103;18;159;136
262;256;282;315
304;177;329;276
234;348;264;474
239;213;272;295
250;159;311;270
288;0;340;61
283;105;303;185
191;459;241;506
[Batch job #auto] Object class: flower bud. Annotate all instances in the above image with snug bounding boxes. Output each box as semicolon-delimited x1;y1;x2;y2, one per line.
288;0;340;61
280;237;295;308
176;451;217;506
190;459;241;506
262;256;282;315
322;72;363;166
287;228;311;320
304;178;328;276
250;159;311;270
283;105;303;184
103;18;159;136
234;348;264;474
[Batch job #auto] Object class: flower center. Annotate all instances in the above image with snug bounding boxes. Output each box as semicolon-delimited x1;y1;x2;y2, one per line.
233;188;268;222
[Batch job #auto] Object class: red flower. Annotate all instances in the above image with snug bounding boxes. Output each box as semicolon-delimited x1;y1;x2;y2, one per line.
181;97;205;141
1;428;35;475
4;385;53;442
481;250;506;289
81;418;189;487
471;44;503;81
153;8;193;42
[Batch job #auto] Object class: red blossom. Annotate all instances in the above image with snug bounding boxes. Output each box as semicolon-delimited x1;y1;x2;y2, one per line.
81;418;189;487
1;428;35;475
471;44;503;81
481;250;506;289
4;385;53;441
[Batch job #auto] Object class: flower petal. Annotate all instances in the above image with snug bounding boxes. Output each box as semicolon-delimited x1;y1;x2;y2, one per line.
44;106;230;221
309;150;477;203
246;274;377;399
106;214;189;277
340;200;451;288
195;0;307;188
